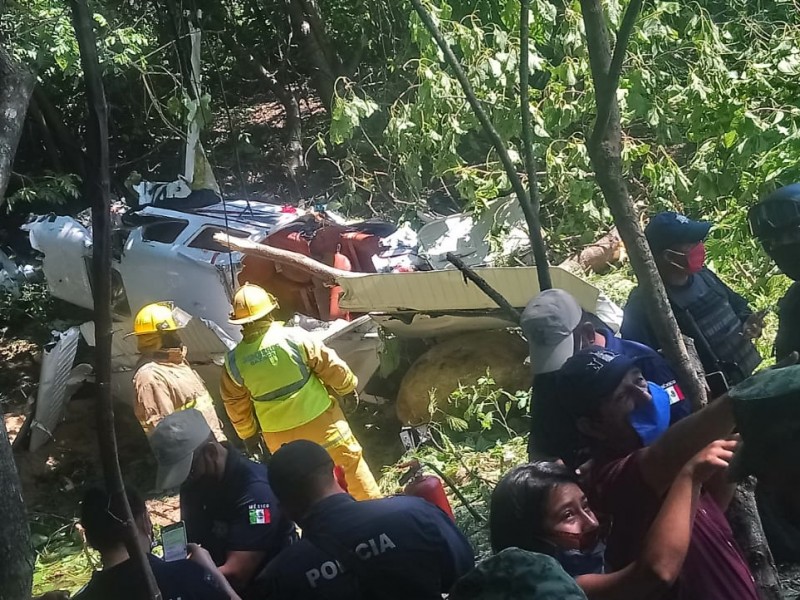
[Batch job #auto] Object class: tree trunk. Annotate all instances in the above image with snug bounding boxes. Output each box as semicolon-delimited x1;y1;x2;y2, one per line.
68;1;162;598
28;95;63;171
578;0;706;411
727;478;783;600
248;56;304;179
283;0;339;112
31;87;87;178
579;1;781;596
0;45;35;206
0;421;34;600
223;38;305;178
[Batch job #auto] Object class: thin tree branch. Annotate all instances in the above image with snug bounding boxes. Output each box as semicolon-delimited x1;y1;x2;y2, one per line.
68;1;162;598
591;0;644;144
520;0;542;218
410;0;552;291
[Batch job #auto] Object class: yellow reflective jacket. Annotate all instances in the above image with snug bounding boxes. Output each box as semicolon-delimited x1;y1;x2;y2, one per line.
221;322;357;436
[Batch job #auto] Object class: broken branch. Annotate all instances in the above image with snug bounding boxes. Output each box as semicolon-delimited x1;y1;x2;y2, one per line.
213;233;353;286
445;252;522;323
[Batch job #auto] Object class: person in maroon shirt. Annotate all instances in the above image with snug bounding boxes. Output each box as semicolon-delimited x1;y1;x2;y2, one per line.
557;347;758;600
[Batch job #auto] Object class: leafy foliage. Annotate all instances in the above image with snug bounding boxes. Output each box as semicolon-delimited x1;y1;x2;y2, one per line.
0;282;60;328
377;373;530;556
5;173;80;212
329;0;798;313
430;372;530;441
30;513;97;595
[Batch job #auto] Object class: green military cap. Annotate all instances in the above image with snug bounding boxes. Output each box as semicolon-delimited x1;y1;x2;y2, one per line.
728;365;800;479
449;548;588;600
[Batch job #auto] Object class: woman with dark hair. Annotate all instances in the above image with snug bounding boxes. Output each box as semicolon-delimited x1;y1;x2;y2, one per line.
489;439;736;599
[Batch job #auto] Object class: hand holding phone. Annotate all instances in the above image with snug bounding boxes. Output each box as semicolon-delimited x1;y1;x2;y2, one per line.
742;309;769;340
161;521;187;562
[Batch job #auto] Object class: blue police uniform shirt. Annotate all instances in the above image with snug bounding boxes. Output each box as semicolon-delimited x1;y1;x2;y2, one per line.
180;445;297;593
72;554;227;600
256;493;475;599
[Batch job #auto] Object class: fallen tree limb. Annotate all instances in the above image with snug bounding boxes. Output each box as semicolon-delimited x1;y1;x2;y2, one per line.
213;232;352;286
558;227;624;274
445;253;522;323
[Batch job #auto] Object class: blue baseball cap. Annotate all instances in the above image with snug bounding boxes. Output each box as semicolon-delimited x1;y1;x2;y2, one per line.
645;212;712;254
560;347;637;418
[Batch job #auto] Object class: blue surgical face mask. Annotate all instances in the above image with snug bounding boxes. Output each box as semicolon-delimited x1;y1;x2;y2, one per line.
628;382;671;446
553;542;606;577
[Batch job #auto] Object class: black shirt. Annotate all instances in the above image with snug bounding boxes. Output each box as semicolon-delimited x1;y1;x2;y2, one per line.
180;446;297;592
72;554;226;600
256;493;474;600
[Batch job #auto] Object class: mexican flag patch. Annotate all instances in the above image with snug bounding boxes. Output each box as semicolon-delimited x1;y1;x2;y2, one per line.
248;503;271;525
664;382;684;405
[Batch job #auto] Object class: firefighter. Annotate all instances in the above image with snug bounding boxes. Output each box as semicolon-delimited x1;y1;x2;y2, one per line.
220;283;381;500
130;302;225;439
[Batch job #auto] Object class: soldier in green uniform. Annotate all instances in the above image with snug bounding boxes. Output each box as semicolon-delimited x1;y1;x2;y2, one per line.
749;184;800;360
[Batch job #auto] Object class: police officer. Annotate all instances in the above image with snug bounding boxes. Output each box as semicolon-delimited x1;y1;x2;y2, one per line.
72;486;236;600
256;440;475;599
129;302;225;439
749;183;800;360
622;211;763;386
149;409;297;600
220;283;380;500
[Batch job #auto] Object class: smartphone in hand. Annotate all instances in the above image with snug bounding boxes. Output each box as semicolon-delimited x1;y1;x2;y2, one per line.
161;521;188;562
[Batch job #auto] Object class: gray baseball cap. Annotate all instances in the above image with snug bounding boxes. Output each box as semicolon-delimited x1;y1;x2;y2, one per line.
520;289;583;375
149;409;212;491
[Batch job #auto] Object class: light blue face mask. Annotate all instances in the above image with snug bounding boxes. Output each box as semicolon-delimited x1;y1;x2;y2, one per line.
628;382;671;446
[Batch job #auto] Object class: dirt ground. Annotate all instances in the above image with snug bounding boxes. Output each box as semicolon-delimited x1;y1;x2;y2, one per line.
6;393;181;527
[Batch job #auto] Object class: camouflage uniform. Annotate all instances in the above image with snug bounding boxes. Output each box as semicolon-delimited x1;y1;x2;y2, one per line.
448;548;588;600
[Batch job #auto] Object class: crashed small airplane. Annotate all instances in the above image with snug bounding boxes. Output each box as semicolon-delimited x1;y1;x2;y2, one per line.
17;180;616;448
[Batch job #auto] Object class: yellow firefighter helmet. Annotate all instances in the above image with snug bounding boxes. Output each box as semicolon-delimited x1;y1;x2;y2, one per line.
131;302;180;336
229;283;279;325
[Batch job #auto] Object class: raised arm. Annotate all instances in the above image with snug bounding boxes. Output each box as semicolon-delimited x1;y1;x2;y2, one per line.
577;439;736;600
637;393;735;495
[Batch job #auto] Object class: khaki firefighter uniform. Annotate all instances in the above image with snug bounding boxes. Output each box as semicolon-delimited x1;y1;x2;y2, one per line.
129;303;225;439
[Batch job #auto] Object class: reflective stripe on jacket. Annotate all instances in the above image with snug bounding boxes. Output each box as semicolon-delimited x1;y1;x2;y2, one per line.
223;322;338;432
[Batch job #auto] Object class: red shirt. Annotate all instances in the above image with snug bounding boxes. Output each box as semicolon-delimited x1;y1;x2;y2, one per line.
587;450;758;600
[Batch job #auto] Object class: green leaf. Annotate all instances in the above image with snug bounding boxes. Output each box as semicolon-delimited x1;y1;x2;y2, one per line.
722;130;738;149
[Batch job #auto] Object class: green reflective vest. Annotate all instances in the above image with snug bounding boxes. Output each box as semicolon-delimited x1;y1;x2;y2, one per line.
224;323;330;432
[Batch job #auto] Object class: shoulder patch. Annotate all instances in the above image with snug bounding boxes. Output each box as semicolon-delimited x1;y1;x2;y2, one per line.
248;503;271;525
